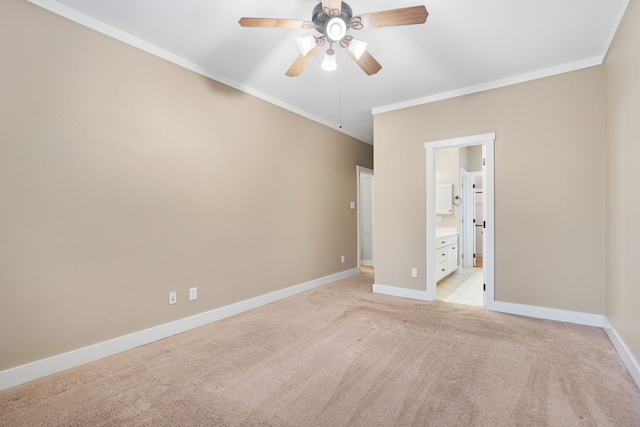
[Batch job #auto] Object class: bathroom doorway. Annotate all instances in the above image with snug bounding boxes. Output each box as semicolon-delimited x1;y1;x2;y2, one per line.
425;133;495;309
357;166;374;273
432;147;485;307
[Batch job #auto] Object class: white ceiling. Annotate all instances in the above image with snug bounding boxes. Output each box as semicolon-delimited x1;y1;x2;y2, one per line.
30;0;628;144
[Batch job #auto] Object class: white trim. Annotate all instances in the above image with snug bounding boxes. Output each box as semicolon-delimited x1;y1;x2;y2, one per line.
28;0;631;145
372;57;601;115
426;146;437;301
424;133;497;150
360;259;374;267
601;0;631;63
484;139;495;309
603;317;640;389
371;0;630;116
0;268;359;391
490;301;604;327
27;0;630;145
372;284;430;301
425;133;496;305
25;0;371;145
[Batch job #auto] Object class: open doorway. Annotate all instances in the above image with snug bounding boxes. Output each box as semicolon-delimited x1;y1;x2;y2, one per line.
357;166;374;277
425;133;495;309
433;149;485;306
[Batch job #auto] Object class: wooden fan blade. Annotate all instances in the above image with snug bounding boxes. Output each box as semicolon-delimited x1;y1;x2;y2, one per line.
238;18;313;29
322;0;342;17
286;45;321;77
351;6;428;30
343;47;382;76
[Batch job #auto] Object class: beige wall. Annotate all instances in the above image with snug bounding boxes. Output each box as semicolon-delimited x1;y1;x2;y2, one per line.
604;0;640;368
374;66;605;314
463;145;483;172
0;0;372;370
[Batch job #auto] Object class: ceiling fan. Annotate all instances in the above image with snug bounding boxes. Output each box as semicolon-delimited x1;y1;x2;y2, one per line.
239;1;428;77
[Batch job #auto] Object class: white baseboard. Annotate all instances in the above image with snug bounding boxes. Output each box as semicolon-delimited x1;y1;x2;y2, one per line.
0;268;360;392
360;259;374;267
603;317;640;390
489;300;604;327
372;286;603;327
372;283;433;301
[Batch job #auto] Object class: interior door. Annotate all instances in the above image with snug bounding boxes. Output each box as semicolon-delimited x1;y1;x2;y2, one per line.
474;178;484;266
460;168;474;268
482;145;487;306
471;175;477;267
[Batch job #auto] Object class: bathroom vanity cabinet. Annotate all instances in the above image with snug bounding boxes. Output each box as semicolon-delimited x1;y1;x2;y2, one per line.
436;232;458;282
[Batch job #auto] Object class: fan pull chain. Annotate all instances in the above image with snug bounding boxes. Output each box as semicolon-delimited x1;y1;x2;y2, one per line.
339;80;343;129
338;47;343;129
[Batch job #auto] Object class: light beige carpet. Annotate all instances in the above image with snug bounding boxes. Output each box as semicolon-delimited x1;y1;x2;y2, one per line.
1;271;639;426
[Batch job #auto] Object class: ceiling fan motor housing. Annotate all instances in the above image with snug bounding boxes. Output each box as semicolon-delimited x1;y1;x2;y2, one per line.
312;2;353;42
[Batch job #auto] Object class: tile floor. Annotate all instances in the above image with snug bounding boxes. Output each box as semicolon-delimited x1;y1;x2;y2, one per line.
360;265;374;279
437;267;484;307
362;265;484;307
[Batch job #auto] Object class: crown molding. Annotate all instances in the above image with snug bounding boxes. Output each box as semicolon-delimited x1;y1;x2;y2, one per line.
372;57;601;116
26;0;372;144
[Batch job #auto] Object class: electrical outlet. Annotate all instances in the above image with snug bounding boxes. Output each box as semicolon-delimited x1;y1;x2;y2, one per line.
341;255;345;263
189;287;197;301
411;268;418;278
168;291;177;305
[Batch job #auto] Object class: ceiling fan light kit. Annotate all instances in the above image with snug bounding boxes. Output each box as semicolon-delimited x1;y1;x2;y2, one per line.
326;17;347;42
321;49;338;71
239;1;428;77
297;35;317;56
347;38;367;60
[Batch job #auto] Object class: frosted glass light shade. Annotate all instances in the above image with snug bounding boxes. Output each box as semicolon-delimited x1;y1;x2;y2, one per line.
325;17;346;42
296;36;316;56
348;38;367;60
321;49;337;71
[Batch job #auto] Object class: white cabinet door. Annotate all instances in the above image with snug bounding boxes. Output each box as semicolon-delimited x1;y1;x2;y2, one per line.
436;184;453;214
436;260;448;281
435;234;458;282
448;242;458;274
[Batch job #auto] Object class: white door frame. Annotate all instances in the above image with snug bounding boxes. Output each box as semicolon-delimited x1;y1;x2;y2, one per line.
425;133;495;309
357;166;374;268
